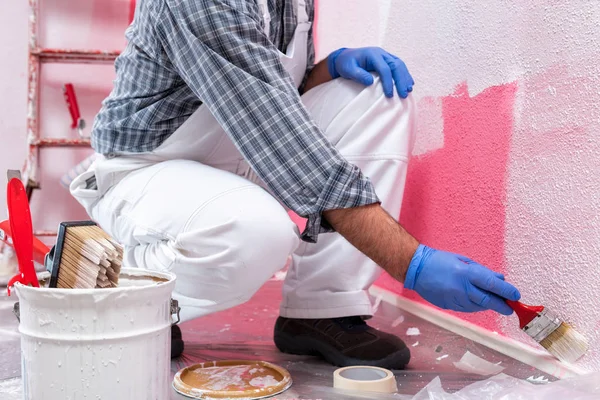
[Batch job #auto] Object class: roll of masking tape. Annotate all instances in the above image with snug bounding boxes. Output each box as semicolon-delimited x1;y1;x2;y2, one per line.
333;366;397;393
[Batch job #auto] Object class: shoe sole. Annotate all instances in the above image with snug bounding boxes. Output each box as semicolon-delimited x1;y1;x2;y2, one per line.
274;331;410;370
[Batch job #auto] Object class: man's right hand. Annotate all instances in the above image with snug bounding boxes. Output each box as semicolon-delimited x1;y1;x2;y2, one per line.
404;245;521;315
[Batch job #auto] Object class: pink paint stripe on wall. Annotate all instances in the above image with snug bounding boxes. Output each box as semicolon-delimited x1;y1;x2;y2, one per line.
378;81;518;331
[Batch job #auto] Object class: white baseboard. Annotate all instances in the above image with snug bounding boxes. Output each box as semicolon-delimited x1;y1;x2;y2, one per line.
369;285;589;379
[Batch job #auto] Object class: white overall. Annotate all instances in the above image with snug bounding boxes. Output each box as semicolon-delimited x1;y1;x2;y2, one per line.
71;0;416;322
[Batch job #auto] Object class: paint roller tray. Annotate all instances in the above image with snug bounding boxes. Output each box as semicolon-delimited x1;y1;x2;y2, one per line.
173;360;292;399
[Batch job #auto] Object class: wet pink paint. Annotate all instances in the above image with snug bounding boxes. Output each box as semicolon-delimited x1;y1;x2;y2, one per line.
377;82;518;331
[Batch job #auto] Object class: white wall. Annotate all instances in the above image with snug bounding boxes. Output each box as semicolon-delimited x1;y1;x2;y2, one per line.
317;1;600;370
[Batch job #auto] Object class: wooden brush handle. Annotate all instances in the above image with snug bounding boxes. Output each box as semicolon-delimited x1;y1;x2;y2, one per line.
506;300;544;329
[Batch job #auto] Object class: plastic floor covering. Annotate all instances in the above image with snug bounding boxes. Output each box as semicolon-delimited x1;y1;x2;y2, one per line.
0;278;558;399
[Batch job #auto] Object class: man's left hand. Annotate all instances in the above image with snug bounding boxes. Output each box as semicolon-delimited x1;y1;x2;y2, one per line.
327;47;414;98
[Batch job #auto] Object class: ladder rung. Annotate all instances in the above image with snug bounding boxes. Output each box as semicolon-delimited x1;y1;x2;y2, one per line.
31;48;120;64
31;138;91;147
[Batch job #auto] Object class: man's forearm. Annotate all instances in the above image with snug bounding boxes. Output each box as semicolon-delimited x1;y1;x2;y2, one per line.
323;204;419;281
303;59;333;93
307;57;420;276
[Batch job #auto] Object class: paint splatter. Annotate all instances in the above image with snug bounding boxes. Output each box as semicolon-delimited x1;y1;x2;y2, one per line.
189;365;250;391
249;376;280;388
391;316;405;327
372;294;383;314
406;327;421;336
249;367;265;374
219;325;231;333
526;376;549;384
270;271;288;281
453;351;505;376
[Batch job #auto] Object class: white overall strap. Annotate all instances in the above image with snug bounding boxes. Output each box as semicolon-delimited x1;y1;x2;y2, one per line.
258;0;309;37
296;0;309;25
257;0;271;38
256;0;311;88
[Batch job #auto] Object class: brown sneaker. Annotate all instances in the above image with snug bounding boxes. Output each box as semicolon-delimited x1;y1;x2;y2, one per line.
171;325;184;358
274;316;410;369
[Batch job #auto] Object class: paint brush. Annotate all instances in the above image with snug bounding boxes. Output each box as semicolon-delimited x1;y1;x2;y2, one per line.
506;300;588;363
45;221;123;289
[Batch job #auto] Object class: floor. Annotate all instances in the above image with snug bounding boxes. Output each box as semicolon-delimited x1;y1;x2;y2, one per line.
0;279;553;399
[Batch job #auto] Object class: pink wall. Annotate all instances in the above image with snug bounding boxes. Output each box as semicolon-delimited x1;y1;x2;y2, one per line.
0;0;29;220
0;0;130;242
378;82;517;332
316;1;600;371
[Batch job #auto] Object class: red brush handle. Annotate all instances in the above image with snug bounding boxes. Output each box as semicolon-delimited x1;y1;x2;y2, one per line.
7;178;39;295
506;300;544;329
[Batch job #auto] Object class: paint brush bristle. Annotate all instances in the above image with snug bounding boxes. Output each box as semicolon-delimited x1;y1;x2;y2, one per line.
539;322;589;363
507;301;589;363
47;221;123;289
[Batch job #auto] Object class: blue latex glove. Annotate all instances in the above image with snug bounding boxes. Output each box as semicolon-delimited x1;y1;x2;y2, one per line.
327;47;414;98
404;245;521;315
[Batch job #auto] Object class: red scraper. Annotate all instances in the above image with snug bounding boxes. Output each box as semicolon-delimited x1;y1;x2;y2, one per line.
6;173;39;294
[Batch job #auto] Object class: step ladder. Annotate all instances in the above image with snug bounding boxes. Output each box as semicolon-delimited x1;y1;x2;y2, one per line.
23;0;135;237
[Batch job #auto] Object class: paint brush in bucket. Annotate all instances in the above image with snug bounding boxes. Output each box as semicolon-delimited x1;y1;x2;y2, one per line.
46;221;123;289
506;300;588;363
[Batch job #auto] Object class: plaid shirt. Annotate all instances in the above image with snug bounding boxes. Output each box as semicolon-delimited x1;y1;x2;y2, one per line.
92;0;379;242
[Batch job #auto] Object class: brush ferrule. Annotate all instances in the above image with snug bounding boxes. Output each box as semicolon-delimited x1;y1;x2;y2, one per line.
523;309;561;343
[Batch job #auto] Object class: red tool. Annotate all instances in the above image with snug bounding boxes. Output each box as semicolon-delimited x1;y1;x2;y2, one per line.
6;175;40;295
63;83;86;136
0;219;50;266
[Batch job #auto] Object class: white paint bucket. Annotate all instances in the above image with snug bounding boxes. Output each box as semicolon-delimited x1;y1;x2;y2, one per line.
13;268;178;400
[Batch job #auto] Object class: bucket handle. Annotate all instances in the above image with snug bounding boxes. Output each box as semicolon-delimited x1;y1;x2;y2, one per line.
13;299;181;325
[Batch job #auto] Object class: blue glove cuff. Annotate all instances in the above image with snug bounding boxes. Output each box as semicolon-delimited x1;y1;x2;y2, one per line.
404;244;428;290
327;48;347;79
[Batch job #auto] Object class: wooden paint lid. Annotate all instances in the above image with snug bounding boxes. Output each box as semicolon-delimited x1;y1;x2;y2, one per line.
173;360;293;399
